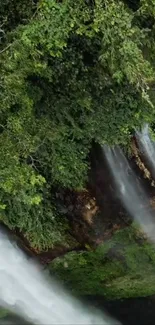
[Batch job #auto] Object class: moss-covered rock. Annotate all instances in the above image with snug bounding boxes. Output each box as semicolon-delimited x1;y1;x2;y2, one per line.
49;225;155;300
0;308;8;319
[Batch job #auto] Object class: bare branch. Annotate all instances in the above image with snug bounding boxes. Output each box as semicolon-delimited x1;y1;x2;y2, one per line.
0;43;11;55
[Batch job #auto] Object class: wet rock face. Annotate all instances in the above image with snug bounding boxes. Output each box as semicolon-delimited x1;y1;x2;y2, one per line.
89;144;132;236
130;137;155;212
54;188;100;246
76;192;99;225
57;189;99;226
131;137;155;190
54;179;131;248
131;138;153;184
83;295;155;325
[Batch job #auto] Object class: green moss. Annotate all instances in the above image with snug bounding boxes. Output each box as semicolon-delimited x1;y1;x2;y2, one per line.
0;308;8;319
49;225;155;300
106;272;155;299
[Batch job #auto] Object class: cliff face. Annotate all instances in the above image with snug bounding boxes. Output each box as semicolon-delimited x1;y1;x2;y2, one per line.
9;140;155;262
4;140;155;302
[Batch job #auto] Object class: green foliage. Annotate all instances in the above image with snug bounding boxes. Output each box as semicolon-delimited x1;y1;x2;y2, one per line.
0;0;37;49
93;0;152;87
50;225;155;299
0;0;155;248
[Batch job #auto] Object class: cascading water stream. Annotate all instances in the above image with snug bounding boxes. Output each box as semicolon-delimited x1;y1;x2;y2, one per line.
103;145;155;242
136;124;155;176
0;231;120;325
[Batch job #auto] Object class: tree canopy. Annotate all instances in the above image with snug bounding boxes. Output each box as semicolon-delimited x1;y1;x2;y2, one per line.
0;0;155;249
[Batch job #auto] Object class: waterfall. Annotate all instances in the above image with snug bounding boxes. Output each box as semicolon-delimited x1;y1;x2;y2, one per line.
0;231;120;325
136;124;155;176
103;145;155;242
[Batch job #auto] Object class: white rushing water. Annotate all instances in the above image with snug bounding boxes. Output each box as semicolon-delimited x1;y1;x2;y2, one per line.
0;231;120;325
103;145;155;242
136;124;155;176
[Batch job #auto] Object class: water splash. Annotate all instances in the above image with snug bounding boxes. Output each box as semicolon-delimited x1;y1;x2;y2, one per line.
0;231;120;325
103;145;155;242
136;124;155;177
